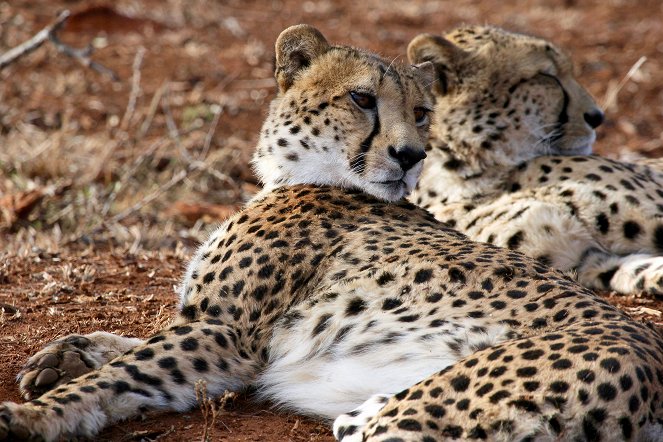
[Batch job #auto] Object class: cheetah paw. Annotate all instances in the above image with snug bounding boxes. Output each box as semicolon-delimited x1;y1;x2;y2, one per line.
18;332;142;400
18;335;97;400
333;394;391;442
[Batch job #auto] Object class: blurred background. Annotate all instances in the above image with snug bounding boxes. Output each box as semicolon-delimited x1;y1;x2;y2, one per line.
1;2;663;440
1;0;662;253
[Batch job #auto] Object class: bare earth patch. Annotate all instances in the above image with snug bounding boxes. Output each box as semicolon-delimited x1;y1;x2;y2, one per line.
1;0;662;440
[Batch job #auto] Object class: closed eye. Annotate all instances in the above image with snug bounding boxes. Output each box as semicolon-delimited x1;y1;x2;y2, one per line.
350;91;377;110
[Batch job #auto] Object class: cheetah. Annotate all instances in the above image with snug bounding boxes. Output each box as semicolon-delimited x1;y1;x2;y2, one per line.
1;25;662;442
407;26;663;297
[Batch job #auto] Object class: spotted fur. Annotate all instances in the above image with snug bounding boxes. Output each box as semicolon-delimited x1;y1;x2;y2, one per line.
408;26;663;297
1;25;662;442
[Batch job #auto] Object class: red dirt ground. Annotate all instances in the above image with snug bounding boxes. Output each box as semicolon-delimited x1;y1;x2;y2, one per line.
1;0;663;441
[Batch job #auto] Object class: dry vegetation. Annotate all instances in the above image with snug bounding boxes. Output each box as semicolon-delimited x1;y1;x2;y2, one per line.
1;0;663;440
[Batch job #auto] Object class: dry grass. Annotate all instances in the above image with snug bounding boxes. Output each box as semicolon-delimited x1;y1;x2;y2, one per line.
2;0;662;256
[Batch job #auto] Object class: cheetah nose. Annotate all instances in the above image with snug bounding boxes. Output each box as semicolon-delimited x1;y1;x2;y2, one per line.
583;108;604;129
388;146;427;172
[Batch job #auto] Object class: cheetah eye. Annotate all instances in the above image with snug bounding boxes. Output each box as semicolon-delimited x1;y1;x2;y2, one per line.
414;107;431;127
350;91;377;110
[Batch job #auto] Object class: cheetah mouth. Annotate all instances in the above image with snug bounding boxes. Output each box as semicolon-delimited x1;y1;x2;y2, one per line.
552;143;593;156
371;179;406;187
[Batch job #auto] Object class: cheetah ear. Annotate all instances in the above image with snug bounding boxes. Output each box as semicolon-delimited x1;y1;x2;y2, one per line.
411;61;436;92
275;24;331;93
407;34;467;95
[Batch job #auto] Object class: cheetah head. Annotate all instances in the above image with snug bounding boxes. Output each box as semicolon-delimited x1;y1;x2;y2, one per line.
252;25;435;202
408;26;603;173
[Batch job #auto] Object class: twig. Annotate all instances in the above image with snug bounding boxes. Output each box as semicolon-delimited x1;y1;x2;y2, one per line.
138;80;168;138
200;105;222;160
120;46;146;131
101;139;168;216
0;11;70;69
602;56;647;112
161;85;184;152
0;10;118;80
107;169;188;225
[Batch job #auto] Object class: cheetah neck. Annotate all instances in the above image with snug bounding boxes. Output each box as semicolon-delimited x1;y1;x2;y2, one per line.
416;139;512;204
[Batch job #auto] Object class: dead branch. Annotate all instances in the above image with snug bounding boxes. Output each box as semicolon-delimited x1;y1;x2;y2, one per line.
602;56;647;112
120;46;146;131
0;11;70;69
0;10;118;80
138;80;168;138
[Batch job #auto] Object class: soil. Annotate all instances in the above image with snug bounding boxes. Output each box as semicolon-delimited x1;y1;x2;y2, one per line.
1;0;663;441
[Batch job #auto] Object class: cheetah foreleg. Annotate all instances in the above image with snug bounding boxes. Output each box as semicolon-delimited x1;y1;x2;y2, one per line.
578;252;663;297
18;331;143;400
333;394;392;442
1;320;259;442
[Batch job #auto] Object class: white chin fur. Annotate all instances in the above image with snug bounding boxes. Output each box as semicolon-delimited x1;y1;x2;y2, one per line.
254;150;423;202
554;132;596;156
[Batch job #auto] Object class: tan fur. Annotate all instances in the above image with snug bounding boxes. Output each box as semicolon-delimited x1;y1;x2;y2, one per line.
2;25;662;442
409;26;663;296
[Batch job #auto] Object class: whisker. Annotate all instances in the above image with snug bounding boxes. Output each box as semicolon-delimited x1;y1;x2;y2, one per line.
382;55;402;81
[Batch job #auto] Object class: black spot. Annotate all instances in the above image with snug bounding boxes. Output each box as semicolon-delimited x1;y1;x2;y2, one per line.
490;300;506;309
523;381;540;392
135;348;155;361
451;375;470;392
551;359;572;370
424;404;446;418
597;382;617;401
442;426;463;438
193;358;208;372
489;390;511;403
576;369;596;384
456;399;470;410
619;375;633;391
600;358;620;373
345;298;366;316
596;213;609;234
158;357;177;369
506;231;524;249
623;221;642;239
397;419;422;432
476;383;494;396
414;269;433;283
312;314;332;336
377;272;395;285
550;381;570;393
582;417;599;440
516;367;537;377
448;267;466;283
112;380;131;394
202;272;215;284
618;417;633;439
180;337;198;351
174;326;193;336
509;399;539;413
181;305;197;320
521;350;544;360
654;225;663;251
